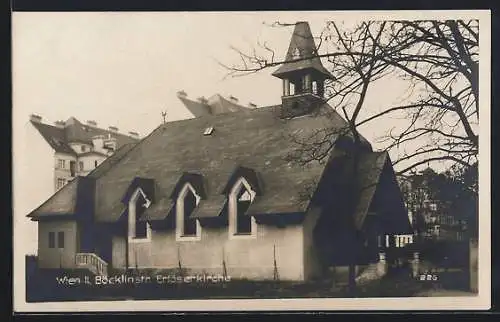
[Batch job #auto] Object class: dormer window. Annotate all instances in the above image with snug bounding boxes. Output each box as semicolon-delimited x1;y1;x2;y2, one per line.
229;177;257;238
128;187;152;241
176;183;201;241
292;47;301;60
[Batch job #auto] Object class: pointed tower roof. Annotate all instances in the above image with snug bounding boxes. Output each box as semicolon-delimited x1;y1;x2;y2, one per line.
272;21;334;80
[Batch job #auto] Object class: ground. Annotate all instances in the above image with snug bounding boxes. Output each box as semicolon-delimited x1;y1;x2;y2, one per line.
25;267;477;302
414;290;477;297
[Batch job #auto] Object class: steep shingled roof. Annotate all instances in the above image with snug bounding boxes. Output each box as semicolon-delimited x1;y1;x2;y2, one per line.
92;104;371;223
272;22;334;80
177;96;212;117
27;176;96;219
30;121;75;155
352;151;389;229
87;143;138;178
26;104;400;233
27;178;80;217
27;144;137;220
63;117;138;147
178;94;249;118
30;117;139;154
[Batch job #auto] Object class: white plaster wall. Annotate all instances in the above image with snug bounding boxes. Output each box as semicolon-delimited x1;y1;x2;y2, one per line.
302;207;323;279
54;152;77;188
112;222;306;281
37;220;79;269
78;154;105;173
69;142;92;154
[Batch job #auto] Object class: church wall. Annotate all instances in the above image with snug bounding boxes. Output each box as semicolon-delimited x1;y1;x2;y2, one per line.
302;207;324;280
111;222;306;281
38;219;79;269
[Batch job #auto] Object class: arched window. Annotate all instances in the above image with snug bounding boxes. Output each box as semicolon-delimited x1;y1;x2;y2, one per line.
176;183;201;241
229;177;256;238
128;187;151;241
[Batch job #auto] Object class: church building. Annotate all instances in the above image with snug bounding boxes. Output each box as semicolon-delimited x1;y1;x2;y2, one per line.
27;21;412;281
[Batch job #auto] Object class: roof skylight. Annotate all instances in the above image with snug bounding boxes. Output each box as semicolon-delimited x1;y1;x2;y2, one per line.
203;127;214;136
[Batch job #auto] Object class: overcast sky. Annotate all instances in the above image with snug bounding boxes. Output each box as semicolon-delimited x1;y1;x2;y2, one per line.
12;11;487;173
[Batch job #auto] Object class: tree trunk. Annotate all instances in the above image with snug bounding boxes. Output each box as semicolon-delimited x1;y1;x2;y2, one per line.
348;264;356;295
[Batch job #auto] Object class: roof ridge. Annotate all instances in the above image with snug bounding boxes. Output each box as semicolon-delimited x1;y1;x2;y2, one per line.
67;120;140;140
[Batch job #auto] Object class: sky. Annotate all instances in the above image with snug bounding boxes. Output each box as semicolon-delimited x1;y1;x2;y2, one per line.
12;11;487;172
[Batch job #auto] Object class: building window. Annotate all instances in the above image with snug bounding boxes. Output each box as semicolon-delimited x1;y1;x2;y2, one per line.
69;161;76;177
135;222;148;239
57;159;65;169
128;188;152;242
176;183;201;241
81;145;86;152
430;203;437;211
94;160;98;168
79;161;84;171
236;190;252;234
57;232;65;248
48;232;55;248
56;178;66;190
229;177;256;238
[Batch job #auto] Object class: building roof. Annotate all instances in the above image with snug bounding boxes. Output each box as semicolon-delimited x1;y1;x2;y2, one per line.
78;151;109;157
86;143;138;178
178;94;251;118
27;177;80;217
28;102;384;227
30;117;139;155
27;176;95;219
30;121;75;155
93;103;368;223
272;22;334;80
353;151;389;229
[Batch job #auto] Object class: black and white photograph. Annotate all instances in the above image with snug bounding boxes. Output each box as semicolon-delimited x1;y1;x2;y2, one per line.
12;10;491;312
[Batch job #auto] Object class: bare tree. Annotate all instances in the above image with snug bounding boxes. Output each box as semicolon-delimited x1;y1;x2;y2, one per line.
220;19;478;294
220;19;479;177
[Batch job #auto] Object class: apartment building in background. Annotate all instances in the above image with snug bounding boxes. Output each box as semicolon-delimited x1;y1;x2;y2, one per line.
17;114;139;254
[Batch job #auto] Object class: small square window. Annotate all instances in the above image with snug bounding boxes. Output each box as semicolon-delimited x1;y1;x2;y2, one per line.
48;232;55;248
56;178;66;190
58;232;65;248
81;145;87;152
58;159;65;169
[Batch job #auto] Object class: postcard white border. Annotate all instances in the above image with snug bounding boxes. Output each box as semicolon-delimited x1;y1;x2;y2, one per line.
12;9;491;312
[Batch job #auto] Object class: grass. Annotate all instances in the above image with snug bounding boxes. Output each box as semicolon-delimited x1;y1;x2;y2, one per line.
26;268;441;302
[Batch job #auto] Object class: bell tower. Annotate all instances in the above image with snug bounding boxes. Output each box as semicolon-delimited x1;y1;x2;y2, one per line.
272;21;334;118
